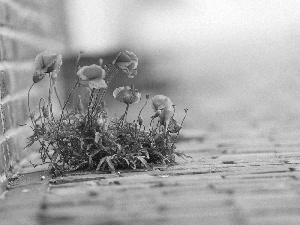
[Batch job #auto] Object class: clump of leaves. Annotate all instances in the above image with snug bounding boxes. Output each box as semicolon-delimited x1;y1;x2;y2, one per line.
26;51;189;176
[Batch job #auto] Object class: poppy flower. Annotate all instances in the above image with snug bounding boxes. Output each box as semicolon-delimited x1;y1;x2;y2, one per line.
151;95;174;127
113;51;138;78
113;86;141;104
33;51;62;83
77;64;107;89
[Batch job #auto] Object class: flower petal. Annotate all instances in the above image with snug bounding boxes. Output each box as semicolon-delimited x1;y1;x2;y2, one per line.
125;51;138;63
160;108;174;126
151;95;174;127
151;95;173;111
115;51;132;63
35;51;62;74
113;86;141;104
114;51;138;78
88;78;107;89
77;64;105;80
126;62;137;78
47;54;62;74
114;62;131;73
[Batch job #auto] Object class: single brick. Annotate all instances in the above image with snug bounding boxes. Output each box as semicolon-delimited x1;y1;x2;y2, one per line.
0;37;5;61
5;1;47;37
0;36;17;61
12;98;28;127
0;2;7;25
0;70;11;98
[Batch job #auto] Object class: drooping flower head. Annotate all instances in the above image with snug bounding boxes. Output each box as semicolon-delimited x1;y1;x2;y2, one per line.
113;51;138;78
151;95;174;127
33;51;62;83
77;64;107;89
113;86;141;104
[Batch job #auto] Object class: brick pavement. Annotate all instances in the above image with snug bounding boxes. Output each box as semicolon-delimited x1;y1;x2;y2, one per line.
1;123;300;225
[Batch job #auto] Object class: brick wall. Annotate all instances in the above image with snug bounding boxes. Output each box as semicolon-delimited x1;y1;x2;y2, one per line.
0;0;67;193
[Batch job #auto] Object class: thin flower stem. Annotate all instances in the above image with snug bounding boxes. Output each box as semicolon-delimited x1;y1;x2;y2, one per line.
119;104;129;127
27;83;35;125
149;117;155;129
91;89;101;114
137;98;148;119
27;83;34;114
58;51;83;121
86;88;96;129
135;97;148;139
55;76;79;159
91;66;118;115
48;76;54;119
124;104;129;121
58;78;79;124
38;98;46;124
180;110;188;127
54;86;63;110
171;109;188;149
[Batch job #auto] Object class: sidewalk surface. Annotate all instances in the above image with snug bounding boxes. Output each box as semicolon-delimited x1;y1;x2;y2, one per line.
1;122;300;225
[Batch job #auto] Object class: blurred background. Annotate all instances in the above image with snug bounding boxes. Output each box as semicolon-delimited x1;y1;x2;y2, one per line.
61;0;300;132
4;0;300;136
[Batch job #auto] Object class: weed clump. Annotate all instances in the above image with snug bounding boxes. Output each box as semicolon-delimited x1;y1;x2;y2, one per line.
26;51;188;176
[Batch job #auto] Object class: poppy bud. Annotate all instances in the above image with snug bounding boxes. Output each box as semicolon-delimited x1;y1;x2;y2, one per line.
42;105;49;118
138;116;143;126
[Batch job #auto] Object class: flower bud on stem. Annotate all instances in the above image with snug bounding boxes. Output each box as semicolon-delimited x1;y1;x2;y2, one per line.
171;108;188;149
137;94;149;119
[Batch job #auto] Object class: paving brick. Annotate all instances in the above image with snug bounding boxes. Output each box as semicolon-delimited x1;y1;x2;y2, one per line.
2;124;300;224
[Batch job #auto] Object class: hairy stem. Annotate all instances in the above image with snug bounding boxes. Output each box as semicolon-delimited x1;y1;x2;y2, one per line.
48;76;54;119
54;86;63;110
123;104;130;127
27;83;35;125
171;109;188;149
38;98;46;124
27;83;34;114
57;78;79;129
86;88;96;129
137;97;148;119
